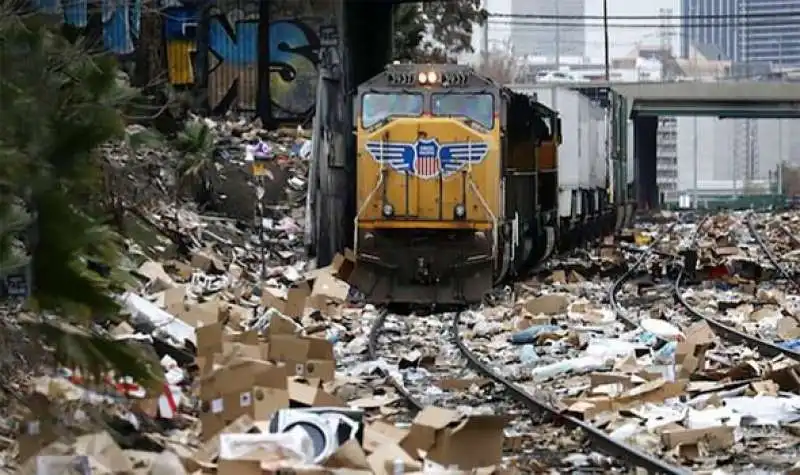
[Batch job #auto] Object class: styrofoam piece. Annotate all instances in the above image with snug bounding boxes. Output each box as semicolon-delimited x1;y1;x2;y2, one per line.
219;430;314;464
640;318;685;342
121;291;196;346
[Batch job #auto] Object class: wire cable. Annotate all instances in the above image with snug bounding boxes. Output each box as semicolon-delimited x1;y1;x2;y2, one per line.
488;19;800;29
488;12;800;21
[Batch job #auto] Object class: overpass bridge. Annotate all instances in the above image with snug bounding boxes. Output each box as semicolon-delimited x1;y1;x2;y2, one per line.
570;81;800;209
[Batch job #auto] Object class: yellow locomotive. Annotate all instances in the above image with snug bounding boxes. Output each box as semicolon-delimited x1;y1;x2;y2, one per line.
348;63;588;304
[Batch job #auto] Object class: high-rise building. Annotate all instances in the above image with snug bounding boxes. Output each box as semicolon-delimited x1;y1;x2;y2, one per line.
680;0;738;60
681;0;800;66
657;117;679;201
739;0;800;67
509;0;586;58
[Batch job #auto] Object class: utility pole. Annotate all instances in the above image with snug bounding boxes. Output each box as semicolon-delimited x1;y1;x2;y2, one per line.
603;0;610;81
690;11;698;208
693;115;698;208
778;38;784;182
602;0;611;205
555;0;561;71
481;0;489;68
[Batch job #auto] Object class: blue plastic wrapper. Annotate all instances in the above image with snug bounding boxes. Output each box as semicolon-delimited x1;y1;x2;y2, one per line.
509;325;561;345
779;339;800;351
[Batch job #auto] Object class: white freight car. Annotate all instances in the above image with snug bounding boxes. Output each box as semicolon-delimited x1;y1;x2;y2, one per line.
512;85;609;223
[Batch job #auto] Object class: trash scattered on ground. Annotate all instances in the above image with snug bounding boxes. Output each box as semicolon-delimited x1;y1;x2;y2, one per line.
7;111;800;475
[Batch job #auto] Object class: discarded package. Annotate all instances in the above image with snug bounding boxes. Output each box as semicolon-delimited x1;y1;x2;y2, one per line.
267;407;364;464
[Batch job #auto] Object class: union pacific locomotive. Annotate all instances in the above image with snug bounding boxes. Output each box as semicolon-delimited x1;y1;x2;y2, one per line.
347;64;627;304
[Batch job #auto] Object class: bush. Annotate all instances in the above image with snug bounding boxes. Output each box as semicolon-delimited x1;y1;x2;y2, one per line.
0;5;160;387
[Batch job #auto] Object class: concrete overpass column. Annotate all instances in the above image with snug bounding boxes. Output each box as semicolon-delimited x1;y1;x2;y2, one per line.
633;116;659;210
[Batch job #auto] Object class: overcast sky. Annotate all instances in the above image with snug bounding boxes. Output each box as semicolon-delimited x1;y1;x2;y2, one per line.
477;0;682;60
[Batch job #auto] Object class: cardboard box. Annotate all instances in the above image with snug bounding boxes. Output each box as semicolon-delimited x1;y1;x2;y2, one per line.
197;359;289;439
426;414;510;469
400;407;510;469
288;378;345;407
268;334;336;381
262;281;312;318
675;320;715;377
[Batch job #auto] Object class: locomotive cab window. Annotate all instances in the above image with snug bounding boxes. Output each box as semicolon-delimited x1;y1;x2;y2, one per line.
432;93;494;129
361;93;424;128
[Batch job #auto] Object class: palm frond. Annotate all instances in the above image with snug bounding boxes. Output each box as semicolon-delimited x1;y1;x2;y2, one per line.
26;320;162;386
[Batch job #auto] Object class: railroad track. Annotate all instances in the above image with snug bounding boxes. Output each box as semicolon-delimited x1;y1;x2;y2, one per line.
452;219;691;473
670;213;800;473
368;307;592;472
453;213;800;474
363;212;800;473
676;213;800;362
364;218;694;473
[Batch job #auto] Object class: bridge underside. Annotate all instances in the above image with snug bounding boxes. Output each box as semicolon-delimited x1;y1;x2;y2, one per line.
609;82;800;119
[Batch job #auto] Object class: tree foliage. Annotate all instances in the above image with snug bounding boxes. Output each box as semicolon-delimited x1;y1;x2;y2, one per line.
475;39;520;84
0;5;160;385
394;1;487;63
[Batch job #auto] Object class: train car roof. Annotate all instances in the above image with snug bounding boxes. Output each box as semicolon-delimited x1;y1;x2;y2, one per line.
502;87;558;117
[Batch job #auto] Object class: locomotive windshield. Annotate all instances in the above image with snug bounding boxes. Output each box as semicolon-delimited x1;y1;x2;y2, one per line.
361;93;424;128
432;93;494;128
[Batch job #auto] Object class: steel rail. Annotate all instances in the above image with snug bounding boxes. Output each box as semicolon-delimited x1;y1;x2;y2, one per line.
367;307;424;412
452;310;689;475
449;218;692;474
746;213;800;292
674;215;800;361
777;222;800;248
608;220;681;337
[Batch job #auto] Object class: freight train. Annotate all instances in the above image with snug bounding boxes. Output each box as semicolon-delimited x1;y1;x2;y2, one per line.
347;63;630;304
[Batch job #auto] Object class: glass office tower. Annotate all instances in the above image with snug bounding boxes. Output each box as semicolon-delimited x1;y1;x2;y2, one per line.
681;0;800;66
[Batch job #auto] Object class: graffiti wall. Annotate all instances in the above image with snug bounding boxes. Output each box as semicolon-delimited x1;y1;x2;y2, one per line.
31;0;338;122
164;3;337;120
30;0;141;55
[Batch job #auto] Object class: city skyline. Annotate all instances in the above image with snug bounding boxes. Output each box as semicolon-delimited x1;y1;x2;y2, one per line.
682;0;800;67
509;0;586;57
481;0;682;61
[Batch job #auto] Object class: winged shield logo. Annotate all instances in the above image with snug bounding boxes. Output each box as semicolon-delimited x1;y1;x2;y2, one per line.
364;139;489;180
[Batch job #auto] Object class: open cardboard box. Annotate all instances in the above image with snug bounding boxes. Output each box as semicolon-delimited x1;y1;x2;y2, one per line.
400;406;511;470
197;358;290;439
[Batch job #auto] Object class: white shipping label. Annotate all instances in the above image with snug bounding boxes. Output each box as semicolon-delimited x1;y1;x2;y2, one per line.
240;392;252;407
211;398;224;414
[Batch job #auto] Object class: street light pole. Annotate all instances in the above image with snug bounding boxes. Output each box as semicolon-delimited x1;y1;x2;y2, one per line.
693;115;698;208
555;1;561;70
691;14;698;209
778;39;784;183
603;0;610;81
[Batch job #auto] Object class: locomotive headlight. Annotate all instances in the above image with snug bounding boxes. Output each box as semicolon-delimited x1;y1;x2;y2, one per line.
382;203;394;217
454;203;466;219
417;72;428;84
426;71;438;84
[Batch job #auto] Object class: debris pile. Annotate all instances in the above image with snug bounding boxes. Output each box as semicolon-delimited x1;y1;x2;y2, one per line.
458;216;800;472
4;117;519;474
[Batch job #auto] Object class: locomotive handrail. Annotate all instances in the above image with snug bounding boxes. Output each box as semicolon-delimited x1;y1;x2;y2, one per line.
468;176;505;284
468;178;497;254
353;141;387;255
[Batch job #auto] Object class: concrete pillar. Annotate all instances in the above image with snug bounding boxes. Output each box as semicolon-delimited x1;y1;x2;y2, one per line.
633;116;659;210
